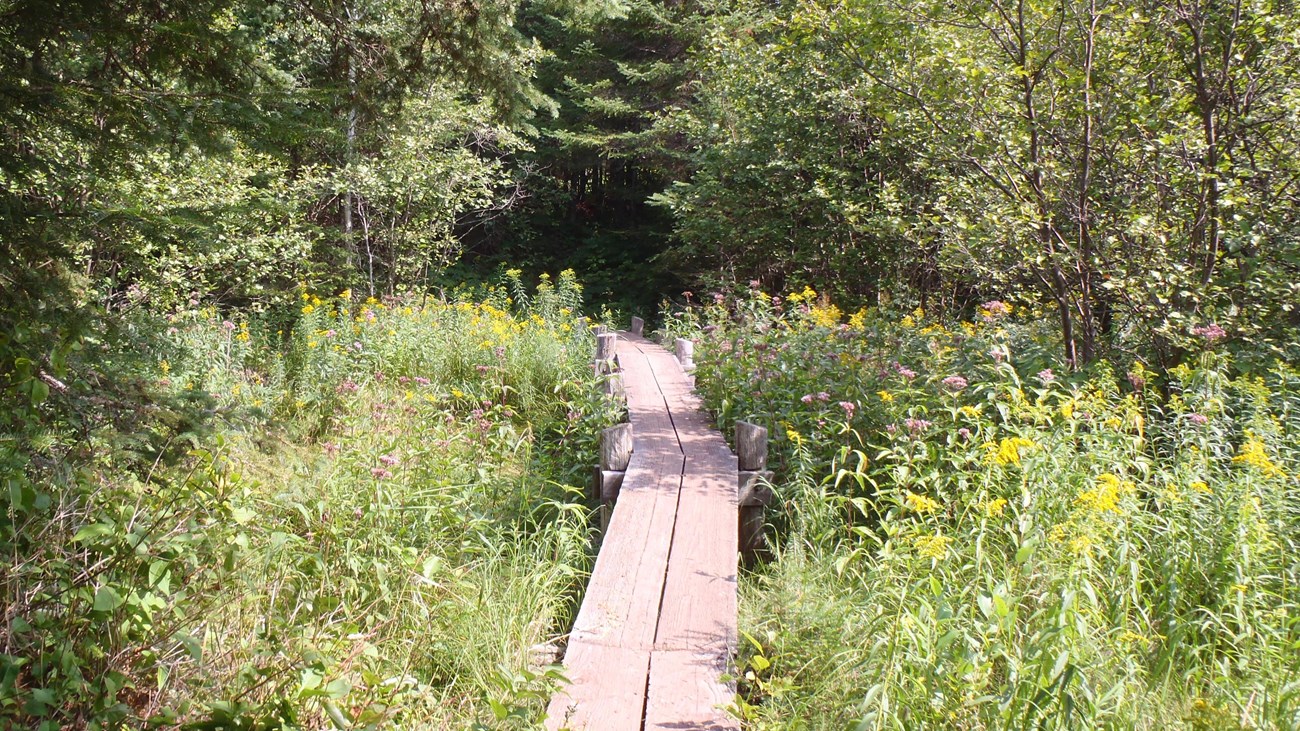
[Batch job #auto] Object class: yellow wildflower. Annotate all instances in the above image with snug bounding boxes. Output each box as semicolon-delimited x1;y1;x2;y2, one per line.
1075;473;1126;514
904;491;940;513
809;303;842;328
877;390;894;403
848;308;868;329
982;498;1008;517
985;437;1036;466
160;359;170;375
958;405;981;418
787;285;818;304
340;288;352;300
1232;436;1286;478
785;429;803;446
913;533;952;560
1068;534;1093;556
302;304;315;315
1060;400;1075;420
1190;481;1211;494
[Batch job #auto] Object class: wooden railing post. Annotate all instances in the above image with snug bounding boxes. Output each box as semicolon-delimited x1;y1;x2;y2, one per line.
736;421;774;554
592;423;633;532
674;338;695;371
594;333;617;374
630;316;644;336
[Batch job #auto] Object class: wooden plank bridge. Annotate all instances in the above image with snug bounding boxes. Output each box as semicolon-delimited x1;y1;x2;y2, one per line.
545;331;741;731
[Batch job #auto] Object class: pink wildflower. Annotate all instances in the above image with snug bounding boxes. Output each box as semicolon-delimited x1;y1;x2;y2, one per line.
801;394;815;404
222;320;236;332
894;363;918;380
942;375;968;390
1037;369;1055;383
1192;324;1227;342
980;300;1011;321
838;401;856;414
905;418;932;434
379;454;399;467
1189;413;1209;425
958;428;972;440
323;442;339;456
414;376;430;386
817;392;830;401
370;467;392;479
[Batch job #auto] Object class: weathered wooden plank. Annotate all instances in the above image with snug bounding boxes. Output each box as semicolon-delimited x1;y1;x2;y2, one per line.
654;447;738;655
545;642;650;731
644;648;737;731
569;451;683;651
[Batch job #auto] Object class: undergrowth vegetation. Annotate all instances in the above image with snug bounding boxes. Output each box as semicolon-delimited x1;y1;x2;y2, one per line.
2;272;613;729
665;287;1300;730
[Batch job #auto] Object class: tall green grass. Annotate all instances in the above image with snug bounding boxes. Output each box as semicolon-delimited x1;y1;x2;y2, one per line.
3;272;616;729
666;289;1300;730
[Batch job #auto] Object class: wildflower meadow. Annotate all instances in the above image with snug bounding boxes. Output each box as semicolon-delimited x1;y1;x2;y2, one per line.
3;272;616;729
663;286;1300;730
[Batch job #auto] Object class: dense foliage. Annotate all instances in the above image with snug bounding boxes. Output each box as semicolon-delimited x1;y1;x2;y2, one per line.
660;0;1300;366
2;273;615;728
664;287;1299;729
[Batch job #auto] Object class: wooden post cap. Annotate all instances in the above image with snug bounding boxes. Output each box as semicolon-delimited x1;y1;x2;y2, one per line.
675;338;695;370
599;423;634;471
735;421;768;471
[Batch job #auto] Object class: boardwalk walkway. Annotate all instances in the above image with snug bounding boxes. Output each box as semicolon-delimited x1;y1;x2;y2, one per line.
545;332;739;731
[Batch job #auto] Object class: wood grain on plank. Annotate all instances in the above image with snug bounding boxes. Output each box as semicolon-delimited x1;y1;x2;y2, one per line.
568;451;683;650
545;642;651;731
644;648;736;731
654;447;738;655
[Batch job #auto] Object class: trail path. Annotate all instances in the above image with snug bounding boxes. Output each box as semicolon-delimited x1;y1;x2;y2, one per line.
545;332;739;731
